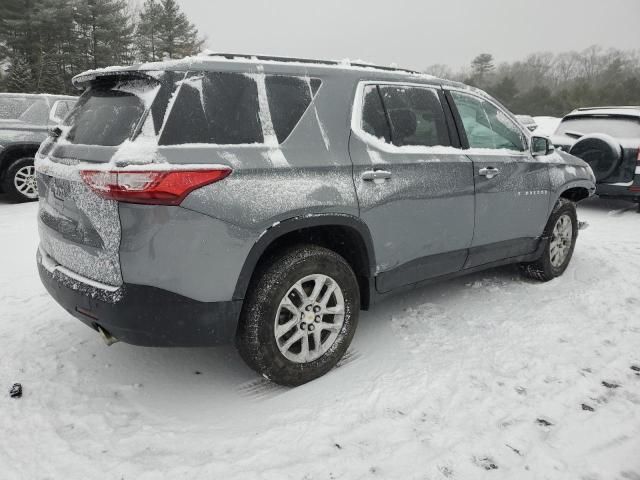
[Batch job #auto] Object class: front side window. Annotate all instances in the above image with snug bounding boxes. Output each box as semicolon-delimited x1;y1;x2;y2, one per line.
450;91;525;151
359;84;451;148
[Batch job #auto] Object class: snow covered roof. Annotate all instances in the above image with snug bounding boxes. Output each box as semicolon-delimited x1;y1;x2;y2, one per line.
72;53;456;89
567;106;640;118
0;92;76;100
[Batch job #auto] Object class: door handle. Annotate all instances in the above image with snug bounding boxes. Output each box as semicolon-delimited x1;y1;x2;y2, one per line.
362;170;392;181
479;167;500;179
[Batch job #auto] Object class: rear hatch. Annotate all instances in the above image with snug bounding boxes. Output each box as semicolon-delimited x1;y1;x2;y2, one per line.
36;72;168;287
552;114;640;184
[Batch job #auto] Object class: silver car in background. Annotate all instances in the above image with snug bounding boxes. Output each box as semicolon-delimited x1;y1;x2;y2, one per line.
0;93;76;201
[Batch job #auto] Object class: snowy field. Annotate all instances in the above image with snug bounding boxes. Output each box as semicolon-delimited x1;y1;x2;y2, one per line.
1;196;639;480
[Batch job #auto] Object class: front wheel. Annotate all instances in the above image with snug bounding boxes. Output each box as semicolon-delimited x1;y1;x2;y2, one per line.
236;244;360;386
520;198;578;281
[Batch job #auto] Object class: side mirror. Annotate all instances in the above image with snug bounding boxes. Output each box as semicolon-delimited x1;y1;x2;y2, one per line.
531;136;554;156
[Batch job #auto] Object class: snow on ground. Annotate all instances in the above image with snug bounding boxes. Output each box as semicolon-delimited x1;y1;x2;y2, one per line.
533;116;561;137
1;196;639;480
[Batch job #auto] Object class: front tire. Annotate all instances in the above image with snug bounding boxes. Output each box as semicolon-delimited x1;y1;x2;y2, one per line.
520;198;578;281
236;244;360;386
2;157;38;202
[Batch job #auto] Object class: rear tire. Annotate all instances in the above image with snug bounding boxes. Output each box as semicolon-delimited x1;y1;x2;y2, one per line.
520;198;578;281
2;157;38;202
236;244;360;386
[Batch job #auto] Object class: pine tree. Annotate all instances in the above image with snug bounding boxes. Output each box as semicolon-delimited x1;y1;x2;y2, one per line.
6;55;35;92
73;0;134;70
136;0;164;62
490;76;518;105
36;50;66;94
158;0;202;59
471;53;495;78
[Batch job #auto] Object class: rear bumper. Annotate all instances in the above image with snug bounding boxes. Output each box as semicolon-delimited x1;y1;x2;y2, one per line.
38;251;243;347
596;182;640;201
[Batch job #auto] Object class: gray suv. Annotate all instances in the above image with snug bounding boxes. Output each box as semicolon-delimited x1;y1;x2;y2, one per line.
35;54;596;385
0;93;76;201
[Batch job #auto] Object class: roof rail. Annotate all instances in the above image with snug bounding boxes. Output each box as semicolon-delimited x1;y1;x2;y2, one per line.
205;52;420;74
575;106;640;111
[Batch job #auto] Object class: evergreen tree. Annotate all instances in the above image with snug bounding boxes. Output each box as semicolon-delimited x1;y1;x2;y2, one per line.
136;0;202;62
36;49;66;94
471;53;494;79
136;0;164;62
158;0;202;59
73;0;134;70
6;55;35;92
490;76;518;105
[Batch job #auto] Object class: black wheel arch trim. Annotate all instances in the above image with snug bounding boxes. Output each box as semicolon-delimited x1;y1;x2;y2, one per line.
552;179;595;213
0;142;40;172
232;213;376;301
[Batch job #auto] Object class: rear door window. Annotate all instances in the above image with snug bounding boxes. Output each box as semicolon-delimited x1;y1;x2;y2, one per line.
359;84;451;147
361;85;391;143
450;91;525;151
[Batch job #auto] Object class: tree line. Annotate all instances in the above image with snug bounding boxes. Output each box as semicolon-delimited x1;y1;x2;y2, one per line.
0;0;202;95
426;46;640;117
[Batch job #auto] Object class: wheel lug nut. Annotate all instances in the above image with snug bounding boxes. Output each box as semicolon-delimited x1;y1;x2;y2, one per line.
300;322;306;330
313;306;321;313
308;324;315;331
305;305;312;311
315;316;320;322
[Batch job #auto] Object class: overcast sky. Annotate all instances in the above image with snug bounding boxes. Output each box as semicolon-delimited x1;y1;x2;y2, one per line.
178;0;640;70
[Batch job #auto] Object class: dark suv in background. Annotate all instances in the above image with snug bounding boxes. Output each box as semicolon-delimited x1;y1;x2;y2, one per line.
552;106;640;208
0;93;77;202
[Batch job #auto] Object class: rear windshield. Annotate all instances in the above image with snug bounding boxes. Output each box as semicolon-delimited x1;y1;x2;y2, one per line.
63;78;160;146
556;116;640;138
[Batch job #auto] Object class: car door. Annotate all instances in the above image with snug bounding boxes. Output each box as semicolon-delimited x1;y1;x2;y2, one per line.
446;89;551;268
349;82;475;292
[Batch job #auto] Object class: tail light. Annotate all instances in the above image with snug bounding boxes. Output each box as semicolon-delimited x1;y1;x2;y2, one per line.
80;167;231;205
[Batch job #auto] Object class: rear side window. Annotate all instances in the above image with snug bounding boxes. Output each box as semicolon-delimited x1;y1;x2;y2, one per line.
359;84;450;147
450;91;525;151
161;72;263;145
555;116;640;137
266;76;318;143
64;79;158;146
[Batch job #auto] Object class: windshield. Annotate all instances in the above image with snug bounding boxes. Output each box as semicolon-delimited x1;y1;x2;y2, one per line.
556;116;640;138
63;78;160;146
0;95;50;124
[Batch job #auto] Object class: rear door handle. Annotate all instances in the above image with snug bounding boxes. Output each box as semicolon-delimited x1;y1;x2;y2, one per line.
362;170;392;181
479;167;500;179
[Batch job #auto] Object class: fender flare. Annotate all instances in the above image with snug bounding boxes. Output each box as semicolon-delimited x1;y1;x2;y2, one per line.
0;142;41;171
232;213;376;300
550;179;595;213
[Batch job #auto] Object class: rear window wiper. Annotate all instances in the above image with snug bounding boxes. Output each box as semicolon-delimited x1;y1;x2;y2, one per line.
563;130;584;139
